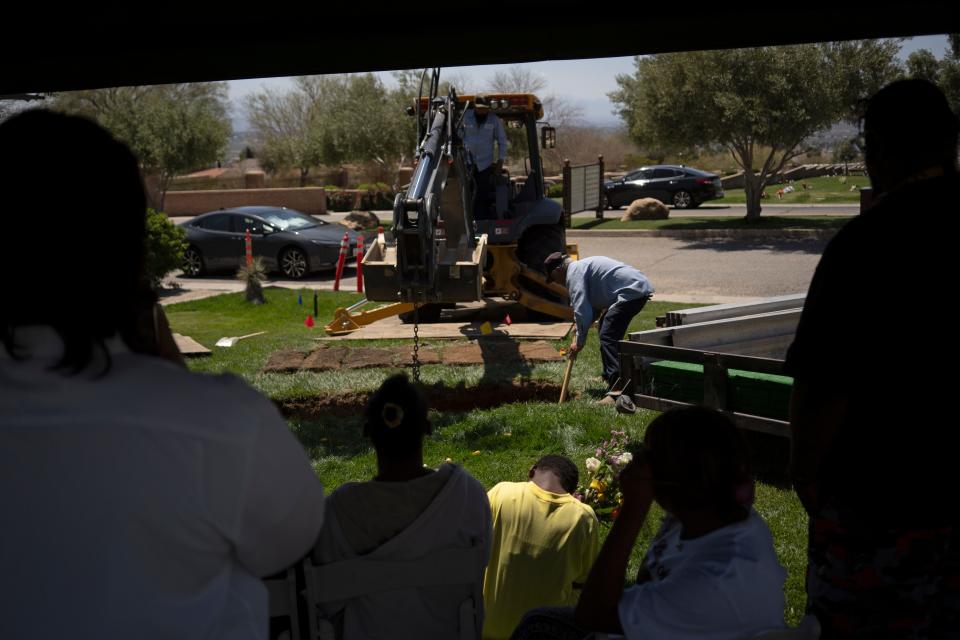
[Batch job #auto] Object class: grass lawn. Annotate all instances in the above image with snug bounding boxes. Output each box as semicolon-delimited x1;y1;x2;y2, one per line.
715;174;869;204
572;215;852;231
165;287;808;625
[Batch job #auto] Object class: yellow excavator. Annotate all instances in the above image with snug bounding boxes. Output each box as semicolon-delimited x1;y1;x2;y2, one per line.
325;68;576;335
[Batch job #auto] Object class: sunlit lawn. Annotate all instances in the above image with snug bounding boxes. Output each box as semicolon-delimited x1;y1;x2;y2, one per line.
166;287;808;624
572;215;852;231
715;174;869;204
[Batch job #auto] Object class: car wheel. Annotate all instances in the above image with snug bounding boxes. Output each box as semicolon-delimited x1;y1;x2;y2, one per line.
602;193;612;209
280;247;309;279
672;190;693;208
517;219;566;273
182;246;204;277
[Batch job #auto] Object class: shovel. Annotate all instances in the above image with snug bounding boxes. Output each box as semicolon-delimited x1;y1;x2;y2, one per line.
215;331;266;348
558;357;575;404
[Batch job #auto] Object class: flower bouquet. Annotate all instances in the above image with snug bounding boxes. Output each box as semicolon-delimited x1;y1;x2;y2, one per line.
575;429;633;522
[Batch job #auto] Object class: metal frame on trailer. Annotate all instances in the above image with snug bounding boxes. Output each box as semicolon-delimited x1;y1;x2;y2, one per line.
618;340;791;438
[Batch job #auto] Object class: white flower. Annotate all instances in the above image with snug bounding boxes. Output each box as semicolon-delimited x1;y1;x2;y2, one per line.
617;452;633;466
585;457;601;473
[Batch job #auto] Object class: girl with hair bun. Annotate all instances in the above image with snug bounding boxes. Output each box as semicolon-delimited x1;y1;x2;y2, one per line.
312;374;492;639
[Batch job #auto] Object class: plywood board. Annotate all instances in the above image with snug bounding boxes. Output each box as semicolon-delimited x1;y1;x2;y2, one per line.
172;333;211;357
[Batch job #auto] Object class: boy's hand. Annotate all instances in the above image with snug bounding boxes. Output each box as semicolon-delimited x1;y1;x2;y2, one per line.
568;342;580;360
618;460;655;512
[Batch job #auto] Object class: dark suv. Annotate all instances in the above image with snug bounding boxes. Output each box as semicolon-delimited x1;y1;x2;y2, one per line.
602;165;724;209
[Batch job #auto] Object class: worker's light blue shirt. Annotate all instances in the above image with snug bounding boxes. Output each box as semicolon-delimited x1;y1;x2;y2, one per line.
566;256;654;348
462;110;507;171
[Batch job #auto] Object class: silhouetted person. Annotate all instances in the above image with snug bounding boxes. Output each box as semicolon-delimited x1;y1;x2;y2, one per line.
311;374;491;639
512;407;787;639
0;110;325;639
786;79;960;637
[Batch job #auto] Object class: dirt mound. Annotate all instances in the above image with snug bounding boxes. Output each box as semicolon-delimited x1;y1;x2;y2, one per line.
278;380;564;419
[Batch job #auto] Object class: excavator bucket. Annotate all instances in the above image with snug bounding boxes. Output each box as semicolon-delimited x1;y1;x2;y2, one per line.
362;233;488;303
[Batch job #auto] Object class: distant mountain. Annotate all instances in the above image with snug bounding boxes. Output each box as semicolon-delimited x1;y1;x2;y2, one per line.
805;121;857;149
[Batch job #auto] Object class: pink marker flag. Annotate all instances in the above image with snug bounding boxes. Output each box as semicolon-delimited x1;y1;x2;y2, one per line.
504;314;512;326
304;315;315;328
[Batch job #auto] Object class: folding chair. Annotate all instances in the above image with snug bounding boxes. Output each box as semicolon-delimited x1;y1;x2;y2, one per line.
264;566;302;640
302;543;486;640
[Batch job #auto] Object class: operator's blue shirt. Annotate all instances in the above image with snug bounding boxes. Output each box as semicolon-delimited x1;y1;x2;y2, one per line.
462;109;507;171
566;256;654;348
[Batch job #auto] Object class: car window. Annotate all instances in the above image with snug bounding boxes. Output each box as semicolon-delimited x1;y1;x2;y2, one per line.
195;213;233;232
239;216;264;234
651;168;676;178
626;170;650;181
260;209;319;231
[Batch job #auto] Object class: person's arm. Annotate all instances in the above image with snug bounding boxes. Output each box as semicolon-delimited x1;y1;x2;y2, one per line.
572;513;602;592
233;399;326;577
789;378;847;516
495;116;507;168
566;271;593;350
783;230;854;517
574;461;653;632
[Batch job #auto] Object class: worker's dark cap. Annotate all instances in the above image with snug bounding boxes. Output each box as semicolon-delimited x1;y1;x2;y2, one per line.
474;95;490;109
543;252;566;281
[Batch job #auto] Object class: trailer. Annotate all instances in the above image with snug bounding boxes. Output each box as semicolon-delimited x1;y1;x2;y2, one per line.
618;296;806;437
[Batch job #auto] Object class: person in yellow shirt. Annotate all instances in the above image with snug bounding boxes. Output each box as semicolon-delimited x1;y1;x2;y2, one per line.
483;455;600;640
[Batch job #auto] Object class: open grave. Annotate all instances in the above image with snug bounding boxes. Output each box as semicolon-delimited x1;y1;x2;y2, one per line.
277;380;564;419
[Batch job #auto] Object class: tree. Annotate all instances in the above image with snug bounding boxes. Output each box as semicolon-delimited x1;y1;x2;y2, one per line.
610;41;901;218
54;83;231;209
907;49;942;84
942;34;960;113
905;34;960;115
487;67;547;95
247;73;415;184
245;77;328;185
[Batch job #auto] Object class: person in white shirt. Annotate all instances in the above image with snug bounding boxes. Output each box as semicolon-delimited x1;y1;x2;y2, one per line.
512;406;787;640
0;110;325;640
462;95;508;219
312;374;492;639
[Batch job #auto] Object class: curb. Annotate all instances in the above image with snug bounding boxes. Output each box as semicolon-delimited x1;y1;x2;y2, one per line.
566;228;838;239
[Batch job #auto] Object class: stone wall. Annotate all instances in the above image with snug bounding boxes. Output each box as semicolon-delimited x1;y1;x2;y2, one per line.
163;187;327;216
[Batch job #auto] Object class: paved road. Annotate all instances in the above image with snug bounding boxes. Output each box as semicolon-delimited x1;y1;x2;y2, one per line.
162;232;826;307
575;234;825;304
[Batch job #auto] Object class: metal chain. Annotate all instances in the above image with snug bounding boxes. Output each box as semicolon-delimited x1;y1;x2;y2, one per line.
411;301;421;383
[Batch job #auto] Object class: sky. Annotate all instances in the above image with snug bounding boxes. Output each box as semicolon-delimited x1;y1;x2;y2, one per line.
227;34;950;131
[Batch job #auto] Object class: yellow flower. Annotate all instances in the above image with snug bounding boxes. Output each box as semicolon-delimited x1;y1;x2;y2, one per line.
590;478;607;492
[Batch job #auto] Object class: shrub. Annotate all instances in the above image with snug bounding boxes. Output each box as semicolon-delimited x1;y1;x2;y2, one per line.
547;182;564;198
357;182;395;210
236;258;267;305
326;190;356;212
144;208;188;289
